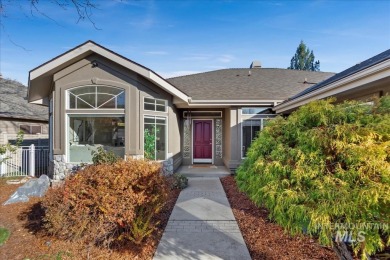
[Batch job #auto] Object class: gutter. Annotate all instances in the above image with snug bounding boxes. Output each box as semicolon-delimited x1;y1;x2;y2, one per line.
274;59;390;114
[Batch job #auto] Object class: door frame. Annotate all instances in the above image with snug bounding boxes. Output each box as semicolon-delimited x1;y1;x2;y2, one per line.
191;119;214;164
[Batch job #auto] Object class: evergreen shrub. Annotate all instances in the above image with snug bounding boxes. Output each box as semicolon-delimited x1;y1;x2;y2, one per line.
236;97;390;258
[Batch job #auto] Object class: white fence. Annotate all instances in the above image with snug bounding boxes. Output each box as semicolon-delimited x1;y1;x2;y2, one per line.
0;145;50;177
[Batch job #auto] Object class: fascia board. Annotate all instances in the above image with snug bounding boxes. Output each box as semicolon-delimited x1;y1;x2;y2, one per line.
274;60;390;113
29;42;189;103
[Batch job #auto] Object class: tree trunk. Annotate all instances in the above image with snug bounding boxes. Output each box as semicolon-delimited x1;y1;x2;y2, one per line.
333;242;354;260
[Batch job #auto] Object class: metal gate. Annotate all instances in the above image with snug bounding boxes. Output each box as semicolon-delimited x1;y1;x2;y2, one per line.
0;145;49;177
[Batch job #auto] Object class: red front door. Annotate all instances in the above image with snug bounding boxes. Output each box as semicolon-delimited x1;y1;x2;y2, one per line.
193;120;212;163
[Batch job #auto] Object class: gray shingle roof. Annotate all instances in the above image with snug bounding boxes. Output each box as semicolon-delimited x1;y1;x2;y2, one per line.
167;68;335;101
289;49;390;101
0;78;48;121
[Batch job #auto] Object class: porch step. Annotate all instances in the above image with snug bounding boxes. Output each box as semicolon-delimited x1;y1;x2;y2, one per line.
176;166;231;177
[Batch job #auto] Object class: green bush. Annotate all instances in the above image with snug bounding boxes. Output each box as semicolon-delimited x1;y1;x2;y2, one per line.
91;146;120;165
236;96;390;259
42;159;168;247
167;173;188;190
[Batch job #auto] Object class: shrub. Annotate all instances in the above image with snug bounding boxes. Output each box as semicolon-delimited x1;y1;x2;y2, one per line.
167;173;188;190
42;159;168;247
91;146;120;165
236;96;390;259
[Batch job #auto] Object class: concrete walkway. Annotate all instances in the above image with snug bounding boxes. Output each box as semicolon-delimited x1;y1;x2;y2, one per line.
154;177;251;260
176;166;231;178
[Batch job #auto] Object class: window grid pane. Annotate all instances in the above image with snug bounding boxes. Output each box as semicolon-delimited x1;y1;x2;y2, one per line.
68;86;124;109
144;97;167;112
144;116;166;160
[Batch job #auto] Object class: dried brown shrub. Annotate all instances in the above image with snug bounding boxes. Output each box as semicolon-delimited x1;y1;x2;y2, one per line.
41;159;168;248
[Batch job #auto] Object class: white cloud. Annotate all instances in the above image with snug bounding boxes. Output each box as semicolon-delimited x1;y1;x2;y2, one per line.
217;54;234;63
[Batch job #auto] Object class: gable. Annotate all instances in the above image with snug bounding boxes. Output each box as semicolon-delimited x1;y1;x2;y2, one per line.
28;41;189;105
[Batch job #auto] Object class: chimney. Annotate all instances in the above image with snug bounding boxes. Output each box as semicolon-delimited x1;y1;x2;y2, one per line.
250;60;262;69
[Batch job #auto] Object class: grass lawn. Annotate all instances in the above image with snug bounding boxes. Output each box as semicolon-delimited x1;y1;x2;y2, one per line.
0;227;10;246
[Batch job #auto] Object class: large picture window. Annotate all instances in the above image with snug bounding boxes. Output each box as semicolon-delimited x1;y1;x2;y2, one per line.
144;116;167;160
68;116;125;162
242;118;271;158
67;85;125;163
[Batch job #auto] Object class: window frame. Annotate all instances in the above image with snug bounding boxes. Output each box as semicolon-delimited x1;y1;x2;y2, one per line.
143;115;168;161
143;97;168;113
65;85;126;164
19;124;42;135
241;118;273;159
241;107;273;115
67;114;126;163
67;85;125;110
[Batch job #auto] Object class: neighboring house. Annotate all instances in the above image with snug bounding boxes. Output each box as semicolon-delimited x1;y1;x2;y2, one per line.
275;49;390;114
0;78;49;146
27;41;336;179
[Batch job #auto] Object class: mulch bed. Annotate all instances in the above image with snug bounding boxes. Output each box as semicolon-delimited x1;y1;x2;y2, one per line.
0;178;180;260
220;176;338;260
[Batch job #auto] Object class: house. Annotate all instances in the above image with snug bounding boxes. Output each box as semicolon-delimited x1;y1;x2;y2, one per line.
27;41;337;179
0;78;49;146
275;49;390;114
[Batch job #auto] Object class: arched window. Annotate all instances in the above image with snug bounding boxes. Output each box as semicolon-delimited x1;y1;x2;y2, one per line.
68;86;125;109
66;85;125;163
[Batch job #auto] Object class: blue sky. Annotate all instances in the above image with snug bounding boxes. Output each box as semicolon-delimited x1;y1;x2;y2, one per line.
1;0;389;85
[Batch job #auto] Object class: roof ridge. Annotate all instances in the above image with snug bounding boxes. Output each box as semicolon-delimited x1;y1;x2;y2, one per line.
167;68;335;80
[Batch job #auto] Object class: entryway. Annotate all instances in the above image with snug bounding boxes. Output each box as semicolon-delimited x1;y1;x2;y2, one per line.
175;165;231;177
193;119;213;164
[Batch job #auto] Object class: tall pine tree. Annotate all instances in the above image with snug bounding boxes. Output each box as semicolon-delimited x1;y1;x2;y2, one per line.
288;41;320;71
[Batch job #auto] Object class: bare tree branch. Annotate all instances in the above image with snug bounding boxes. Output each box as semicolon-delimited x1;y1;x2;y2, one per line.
0;23;31;51
0;0;100;50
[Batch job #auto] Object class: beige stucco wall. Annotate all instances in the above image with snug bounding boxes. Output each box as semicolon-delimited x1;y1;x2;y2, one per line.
0;118;48;135
51;54;181;164
226;108;242;170
222;108;231;169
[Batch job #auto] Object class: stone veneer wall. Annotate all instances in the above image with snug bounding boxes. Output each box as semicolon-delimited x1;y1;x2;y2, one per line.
49;154;174;180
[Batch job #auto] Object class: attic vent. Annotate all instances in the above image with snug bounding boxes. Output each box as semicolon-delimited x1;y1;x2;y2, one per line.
250;60;262;68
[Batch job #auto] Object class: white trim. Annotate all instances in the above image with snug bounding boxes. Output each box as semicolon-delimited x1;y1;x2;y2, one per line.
274;59;390;113
175;100;284;109
66;113;125;163
67;86;125;110
66;110;125;114
143;96;168;113
193;158;213;163
183;111;222;118
189;99;284;103
29;41;189;103
192;119;214;164
30;98;49;106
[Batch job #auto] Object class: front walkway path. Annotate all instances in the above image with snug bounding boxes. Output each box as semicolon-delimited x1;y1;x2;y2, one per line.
154;177;251;260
